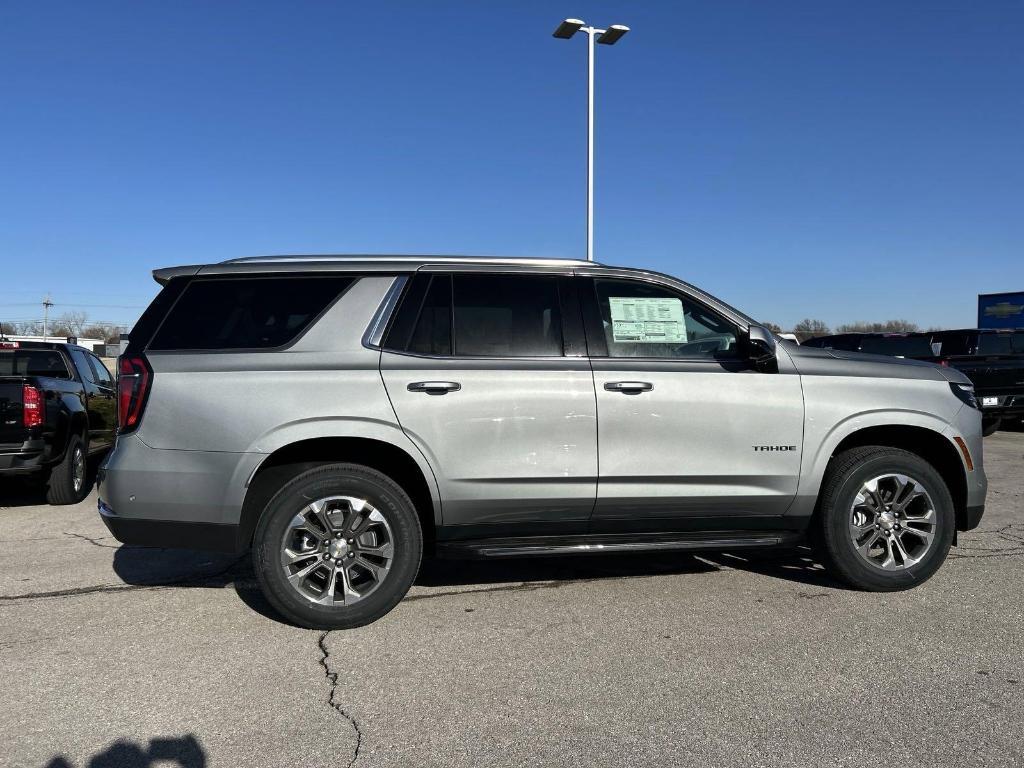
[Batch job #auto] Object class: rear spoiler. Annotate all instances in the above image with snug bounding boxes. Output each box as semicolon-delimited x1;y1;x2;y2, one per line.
152;265;202;285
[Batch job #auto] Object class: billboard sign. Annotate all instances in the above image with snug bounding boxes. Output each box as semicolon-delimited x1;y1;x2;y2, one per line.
978;292;1024;329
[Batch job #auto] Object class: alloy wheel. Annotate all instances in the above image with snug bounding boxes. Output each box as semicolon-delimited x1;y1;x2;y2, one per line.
849;473;937;571
72;446;85;494
279;495;395;606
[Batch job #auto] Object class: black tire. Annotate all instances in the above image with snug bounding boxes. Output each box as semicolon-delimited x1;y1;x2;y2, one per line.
981;417;1001;437
253;463;423;629
45;433;89;505
815;446;955;591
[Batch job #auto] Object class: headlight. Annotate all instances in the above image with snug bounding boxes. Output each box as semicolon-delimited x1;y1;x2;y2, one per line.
949;382;979;409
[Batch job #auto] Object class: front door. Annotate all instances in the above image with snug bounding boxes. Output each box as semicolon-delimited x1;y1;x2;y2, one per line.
380;271;597;533
581;276;804;531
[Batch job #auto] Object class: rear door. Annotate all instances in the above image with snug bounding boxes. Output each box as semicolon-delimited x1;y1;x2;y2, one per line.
380;270;597;534
580;275;804;530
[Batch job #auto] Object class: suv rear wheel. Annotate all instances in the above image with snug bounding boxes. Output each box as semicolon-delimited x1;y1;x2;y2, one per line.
252;463;423;629
816;446;955;591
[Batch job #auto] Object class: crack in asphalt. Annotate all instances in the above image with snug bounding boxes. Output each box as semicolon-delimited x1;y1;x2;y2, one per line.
63;531;133;550
0;556;250;603
318;632;363;768
949;525;1024;561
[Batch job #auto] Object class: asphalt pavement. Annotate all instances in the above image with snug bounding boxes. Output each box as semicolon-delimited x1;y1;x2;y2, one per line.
2;432;1022;768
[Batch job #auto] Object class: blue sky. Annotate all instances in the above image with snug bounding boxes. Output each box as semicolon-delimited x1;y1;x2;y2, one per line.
1;1;1021;332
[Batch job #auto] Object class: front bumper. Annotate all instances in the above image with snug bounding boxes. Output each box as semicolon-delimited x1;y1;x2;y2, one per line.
961;504;986;531
978;393;1024;418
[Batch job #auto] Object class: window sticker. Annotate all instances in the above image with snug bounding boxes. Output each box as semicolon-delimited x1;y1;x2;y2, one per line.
608;296;687;343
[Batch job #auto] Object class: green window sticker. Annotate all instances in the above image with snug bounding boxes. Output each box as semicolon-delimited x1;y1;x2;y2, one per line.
608;296;687;343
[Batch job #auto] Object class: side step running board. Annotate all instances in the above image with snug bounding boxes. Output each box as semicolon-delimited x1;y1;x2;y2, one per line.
436;532;803;560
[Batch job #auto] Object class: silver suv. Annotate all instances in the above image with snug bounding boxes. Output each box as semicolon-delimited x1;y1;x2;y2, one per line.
98;256;987;628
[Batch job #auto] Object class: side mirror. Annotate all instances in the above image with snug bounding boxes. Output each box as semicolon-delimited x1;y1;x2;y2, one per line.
746;325;777;370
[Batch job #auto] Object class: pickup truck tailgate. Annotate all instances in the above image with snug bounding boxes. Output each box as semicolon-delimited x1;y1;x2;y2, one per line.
0;379;27;446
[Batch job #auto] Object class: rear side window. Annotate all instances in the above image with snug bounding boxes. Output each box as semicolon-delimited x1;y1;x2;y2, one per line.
977;333;1015;356
408;275;453;356
931;331;973;356
859;335;934;357
69;349;96;382
149;276;353;351
0;350;70;378
384;273;565;357
452;275;563;357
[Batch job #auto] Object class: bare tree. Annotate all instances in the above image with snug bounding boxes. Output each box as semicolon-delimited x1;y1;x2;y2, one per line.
82;323;123;342
50;310;88;337
761;321;783;334
0;321;15;336
836;319;921;334
15;320;42;335
792;318;830;342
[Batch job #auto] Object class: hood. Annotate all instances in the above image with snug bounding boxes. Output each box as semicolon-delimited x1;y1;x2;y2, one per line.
786;344;970;384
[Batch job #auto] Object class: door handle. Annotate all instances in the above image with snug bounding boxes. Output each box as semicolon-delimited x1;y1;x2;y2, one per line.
604;381;653;394
407;381;461;395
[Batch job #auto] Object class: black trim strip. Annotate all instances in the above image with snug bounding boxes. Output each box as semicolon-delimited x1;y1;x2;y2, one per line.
100;514;240;553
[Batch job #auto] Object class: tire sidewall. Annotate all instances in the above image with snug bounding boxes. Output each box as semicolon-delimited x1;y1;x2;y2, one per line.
823;451;955;590
253;464;422;629
47;433;88;504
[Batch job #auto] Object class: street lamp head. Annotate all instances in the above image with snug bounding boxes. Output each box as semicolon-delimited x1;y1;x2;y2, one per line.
596;24;629;45
553;18;585;39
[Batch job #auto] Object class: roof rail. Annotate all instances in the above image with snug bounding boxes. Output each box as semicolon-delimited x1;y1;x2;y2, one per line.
219;254;598;266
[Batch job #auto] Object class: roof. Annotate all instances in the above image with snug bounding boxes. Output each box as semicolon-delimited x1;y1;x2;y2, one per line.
149;254;759;328
153;254;601;285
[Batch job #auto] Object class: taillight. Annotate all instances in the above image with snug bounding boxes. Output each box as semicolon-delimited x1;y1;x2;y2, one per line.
23;385;43;428
117;355;152;432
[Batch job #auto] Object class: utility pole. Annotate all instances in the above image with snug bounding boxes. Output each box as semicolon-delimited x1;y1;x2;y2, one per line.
552;18;630;262
42;294;53;341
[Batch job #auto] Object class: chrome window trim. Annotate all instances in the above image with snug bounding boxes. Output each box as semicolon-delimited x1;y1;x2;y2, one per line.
362;275;410;350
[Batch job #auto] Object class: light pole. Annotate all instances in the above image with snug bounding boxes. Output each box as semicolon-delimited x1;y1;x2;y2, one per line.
553;18;629;262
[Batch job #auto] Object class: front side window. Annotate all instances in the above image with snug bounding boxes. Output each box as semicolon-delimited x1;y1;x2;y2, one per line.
593;279;738;359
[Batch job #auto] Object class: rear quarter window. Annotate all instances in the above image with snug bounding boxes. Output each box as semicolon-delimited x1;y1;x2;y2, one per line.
148;276;354;351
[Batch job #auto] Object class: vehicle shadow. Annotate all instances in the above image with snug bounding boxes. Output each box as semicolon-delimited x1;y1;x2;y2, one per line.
44;733;205;768
109;542;845;627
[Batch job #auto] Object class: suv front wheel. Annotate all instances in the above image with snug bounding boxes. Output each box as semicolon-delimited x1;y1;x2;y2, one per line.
816;446;955;591
253;463;423;629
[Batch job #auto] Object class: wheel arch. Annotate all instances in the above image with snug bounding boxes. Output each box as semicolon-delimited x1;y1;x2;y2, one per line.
237;436;440;553
818;424;968;532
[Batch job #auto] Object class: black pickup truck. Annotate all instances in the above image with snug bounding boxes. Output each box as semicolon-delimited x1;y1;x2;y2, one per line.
0;340;116;503
804;329;1024;435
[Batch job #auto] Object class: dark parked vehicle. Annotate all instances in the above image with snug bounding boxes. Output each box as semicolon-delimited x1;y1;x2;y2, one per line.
805;329;1024;435
0;340;116;503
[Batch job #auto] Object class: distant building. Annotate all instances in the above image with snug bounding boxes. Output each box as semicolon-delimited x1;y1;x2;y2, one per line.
0;334;105;353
